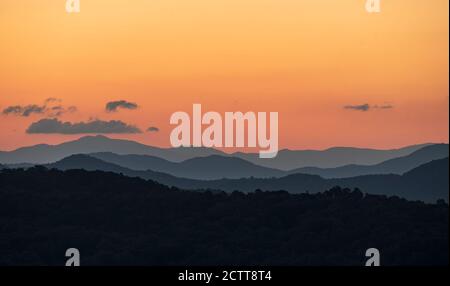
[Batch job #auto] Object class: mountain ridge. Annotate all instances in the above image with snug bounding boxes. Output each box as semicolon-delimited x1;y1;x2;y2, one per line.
90;152;285;180
89;143;448;179
0;135;224;164
233;143;435;170
0;135;437;170
288;144;449;178
36;154;449;202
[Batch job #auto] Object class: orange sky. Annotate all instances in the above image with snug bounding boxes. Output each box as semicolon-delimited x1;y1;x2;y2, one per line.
0;0;448;151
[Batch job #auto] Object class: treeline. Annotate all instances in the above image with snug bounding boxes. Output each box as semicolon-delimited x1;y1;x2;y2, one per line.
0;167;448;266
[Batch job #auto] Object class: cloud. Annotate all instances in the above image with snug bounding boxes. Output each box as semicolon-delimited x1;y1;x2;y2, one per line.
2;105;46;117
47;105;78;117
376;104;394;109
26;118;142;134
2;106;23;115
344;104;370;112
2;99;77;118
106;100;139;112
147;126;160;132
344;103;394;112
45;97;62;104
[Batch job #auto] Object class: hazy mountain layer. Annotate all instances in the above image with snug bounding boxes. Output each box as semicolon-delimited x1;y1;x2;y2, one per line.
0;135;224;164
0;136;433;170
90;152;285;180
288;144;449;178
233;144;433;170
42;154;448;202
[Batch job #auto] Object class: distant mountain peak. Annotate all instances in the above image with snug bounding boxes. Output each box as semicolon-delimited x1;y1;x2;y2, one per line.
0;135;442;170
74;135;117;143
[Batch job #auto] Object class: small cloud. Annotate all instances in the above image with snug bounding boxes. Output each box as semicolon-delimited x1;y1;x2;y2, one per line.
2;106;23;115
2;99;77;118
22;105;46;116
106;100;139;112
2;105;46;117
26;118;142;134
45;97;62;104
344;103;395;112
344;104;370;112
147;126;160;132
68;106;78;112
376;105;394;109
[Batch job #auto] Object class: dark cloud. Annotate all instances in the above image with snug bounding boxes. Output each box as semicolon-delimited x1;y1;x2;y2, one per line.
376;105;394;109
2;99;77;118
106;100;139;112
344;104;370;112
22;105;46;116
147;126;160;132
344;104;394;112
26;118;142;134
2;106;22;115
45;97;62;103
2;105;46;117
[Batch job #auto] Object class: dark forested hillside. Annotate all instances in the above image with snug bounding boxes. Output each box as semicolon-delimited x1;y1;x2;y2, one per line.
0;167;447;266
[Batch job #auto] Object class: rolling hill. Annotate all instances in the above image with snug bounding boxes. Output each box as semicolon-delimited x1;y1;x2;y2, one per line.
289;144;449;178
0;136;433;170
0;135;224;164
42;154;449;202
233;144;433;170
3;143;446;181
1;167;447;265
188;158;449;202
44;154;190;187
90;144;448;180
90;152;285;179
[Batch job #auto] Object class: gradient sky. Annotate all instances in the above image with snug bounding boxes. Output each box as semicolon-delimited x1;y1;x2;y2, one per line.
0;0;448;151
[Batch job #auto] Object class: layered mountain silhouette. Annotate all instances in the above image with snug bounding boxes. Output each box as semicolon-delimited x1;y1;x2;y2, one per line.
0;135;224;164
42;154;449;202
44;154;185;186
2;142;447;181
288;144;449;178
2;136;447;202
90;152;285;180
89;144;448;179
173;158;449;202
232;144;433;170
0;136;433;170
